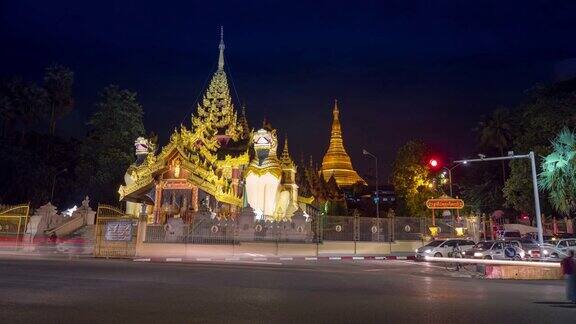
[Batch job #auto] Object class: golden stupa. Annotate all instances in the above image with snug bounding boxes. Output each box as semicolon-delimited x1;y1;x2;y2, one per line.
320;100;366;187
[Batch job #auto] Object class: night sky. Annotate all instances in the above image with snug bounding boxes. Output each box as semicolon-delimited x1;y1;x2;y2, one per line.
2;1;576;181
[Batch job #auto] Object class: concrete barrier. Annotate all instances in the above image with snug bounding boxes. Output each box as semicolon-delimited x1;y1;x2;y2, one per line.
425;256;563;280
485;265;562;280
136;240;422;258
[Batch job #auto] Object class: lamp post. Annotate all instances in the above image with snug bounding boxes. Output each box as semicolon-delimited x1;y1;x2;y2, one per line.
443;162;466;197
50;168;67;203
362;149;379;220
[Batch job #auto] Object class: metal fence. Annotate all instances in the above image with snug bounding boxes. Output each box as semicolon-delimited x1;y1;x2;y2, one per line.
144;211;314;244
142;213;478;245
145;217;237;244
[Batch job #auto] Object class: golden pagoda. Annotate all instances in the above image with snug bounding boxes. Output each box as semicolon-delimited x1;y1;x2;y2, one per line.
320;100;366;187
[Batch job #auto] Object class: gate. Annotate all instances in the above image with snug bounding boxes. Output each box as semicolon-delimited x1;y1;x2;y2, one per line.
94;205;138;258
0;204;30;242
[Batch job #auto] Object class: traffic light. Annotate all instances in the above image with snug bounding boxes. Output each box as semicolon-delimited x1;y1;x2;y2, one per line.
429;159;438;168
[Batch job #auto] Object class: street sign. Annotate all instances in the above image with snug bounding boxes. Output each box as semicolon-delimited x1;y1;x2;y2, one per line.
426;198;464;209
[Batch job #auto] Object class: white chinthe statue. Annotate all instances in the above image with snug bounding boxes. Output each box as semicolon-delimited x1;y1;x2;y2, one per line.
245;128;282;218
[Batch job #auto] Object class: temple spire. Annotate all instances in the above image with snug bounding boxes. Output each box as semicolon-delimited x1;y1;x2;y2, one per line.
320;100;366;187
280;136;295;169
218;26;225;71
331;99;341;138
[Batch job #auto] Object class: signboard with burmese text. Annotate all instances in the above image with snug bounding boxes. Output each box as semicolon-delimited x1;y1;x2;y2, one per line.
104;220;133;241
425;198;464;210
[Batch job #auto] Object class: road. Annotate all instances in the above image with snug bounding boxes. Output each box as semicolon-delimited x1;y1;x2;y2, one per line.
0;257;573;323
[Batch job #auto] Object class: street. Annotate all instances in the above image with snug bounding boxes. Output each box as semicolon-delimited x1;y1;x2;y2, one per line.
0;257;573;323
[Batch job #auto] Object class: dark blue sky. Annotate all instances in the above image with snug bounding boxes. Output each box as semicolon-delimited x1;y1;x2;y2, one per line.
2;0;576;180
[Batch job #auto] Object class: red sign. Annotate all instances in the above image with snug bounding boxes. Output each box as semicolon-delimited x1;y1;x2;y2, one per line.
426;198;464;209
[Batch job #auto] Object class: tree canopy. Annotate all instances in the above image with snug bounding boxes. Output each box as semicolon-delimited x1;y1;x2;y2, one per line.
77;85;145;204
391;140;436;216
539;128;576;217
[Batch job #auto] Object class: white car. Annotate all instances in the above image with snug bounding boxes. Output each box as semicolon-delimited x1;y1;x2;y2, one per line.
527;239;576;260
415;239;476;260
464;240;526;260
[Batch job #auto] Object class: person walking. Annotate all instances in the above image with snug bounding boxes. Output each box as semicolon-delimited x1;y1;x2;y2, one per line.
561;250;576;303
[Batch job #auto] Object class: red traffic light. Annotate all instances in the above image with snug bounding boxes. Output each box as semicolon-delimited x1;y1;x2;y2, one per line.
429;159;439;168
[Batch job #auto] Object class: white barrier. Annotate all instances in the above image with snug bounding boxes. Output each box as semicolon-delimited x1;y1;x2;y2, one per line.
424;256;560;268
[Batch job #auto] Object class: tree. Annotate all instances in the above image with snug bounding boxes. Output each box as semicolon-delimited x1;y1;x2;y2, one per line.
77;85;145;204
44;64;74;135
503;78;576;216
539;128;576;218
0;77;22;138
477;108;512;184
391;140;436;216
14;82;47;142
459;161;508;216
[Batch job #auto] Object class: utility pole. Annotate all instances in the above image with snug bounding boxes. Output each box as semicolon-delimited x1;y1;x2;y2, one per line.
362;149;379;220
454;152;543;244
50;168;68;203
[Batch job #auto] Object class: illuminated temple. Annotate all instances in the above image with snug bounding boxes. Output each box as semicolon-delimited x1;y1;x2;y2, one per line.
118;29;315;223
320;100;366;188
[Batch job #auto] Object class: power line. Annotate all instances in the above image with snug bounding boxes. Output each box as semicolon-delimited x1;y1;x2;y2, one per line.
179;61;216;127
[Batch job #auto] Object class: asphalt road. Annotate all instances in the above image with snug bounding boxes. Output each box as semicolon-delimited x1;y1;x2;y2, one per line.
0;257;573;323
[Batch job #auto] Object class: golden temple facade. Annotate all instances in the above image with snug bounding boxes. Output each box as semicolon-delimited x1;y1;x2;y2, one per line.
118;28;312;223
320;100;366;188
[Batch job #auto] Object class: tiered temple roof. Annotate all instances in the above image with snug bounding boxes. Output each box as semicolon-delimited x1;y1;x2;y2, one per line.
191;27;246;144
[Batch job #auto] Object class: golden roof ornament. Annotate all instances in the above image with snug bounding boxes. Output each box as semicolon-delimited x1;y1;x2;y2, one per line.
190;26;244;142
320;99;366;187
280;136;296;170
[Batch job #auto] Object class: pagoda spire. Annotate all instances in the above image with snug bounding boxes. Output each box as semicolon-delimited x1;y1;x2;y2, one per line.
218;26;225;71
320;100;366;187
280;136;295;169
190;27;244;141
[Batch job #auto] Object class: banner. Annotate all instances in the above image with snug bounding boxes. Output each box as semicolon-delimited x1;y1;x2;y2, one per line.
104;220;133;241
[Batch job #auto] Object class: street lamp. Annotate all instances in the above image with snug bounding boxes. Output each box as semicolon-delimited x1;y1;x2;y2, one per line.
50;168;67;202
443;162;465;197
455;152;543;244
362;149;379;220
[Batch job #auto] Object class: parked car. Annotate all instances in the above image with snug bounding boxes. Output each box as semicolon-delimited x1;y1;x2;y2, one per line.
535;238;576;259
415;239;476;260
464;240;526;260
519;236;574;260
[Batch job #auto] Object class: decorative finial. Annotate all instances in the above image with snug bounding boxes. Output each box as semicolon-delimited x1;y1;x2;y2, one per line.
284;135;289;152
218;26;225;71
333;99;339;118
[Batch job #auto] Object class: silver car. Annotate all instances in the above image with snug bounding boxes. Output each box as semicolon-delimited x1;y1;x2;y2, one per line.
415;239;476;260
526;238;576;260
464;240;526;260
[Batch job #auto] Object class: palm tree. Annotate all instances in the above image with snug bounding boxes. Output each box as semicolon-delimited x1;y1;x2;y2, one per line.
478;108;512;184
539;127;576;217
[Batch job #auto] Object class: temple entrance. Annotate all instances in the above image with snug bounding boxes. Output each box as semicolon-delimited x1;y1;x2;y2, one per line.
153;179;199;224
94;205;138;258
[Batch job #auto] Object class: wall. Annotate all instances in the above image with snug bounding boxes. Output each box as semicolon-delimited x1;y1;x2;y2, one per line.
135;240;424;258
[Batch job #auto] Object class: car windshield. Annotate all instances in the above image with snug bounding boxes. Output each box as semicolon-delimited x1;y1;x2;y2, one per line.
474;242;493;250
425;240;445;247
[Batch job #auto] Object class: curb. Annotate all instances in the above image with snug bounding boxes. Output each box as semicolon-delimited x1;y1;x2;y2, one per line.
133;255;416;263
